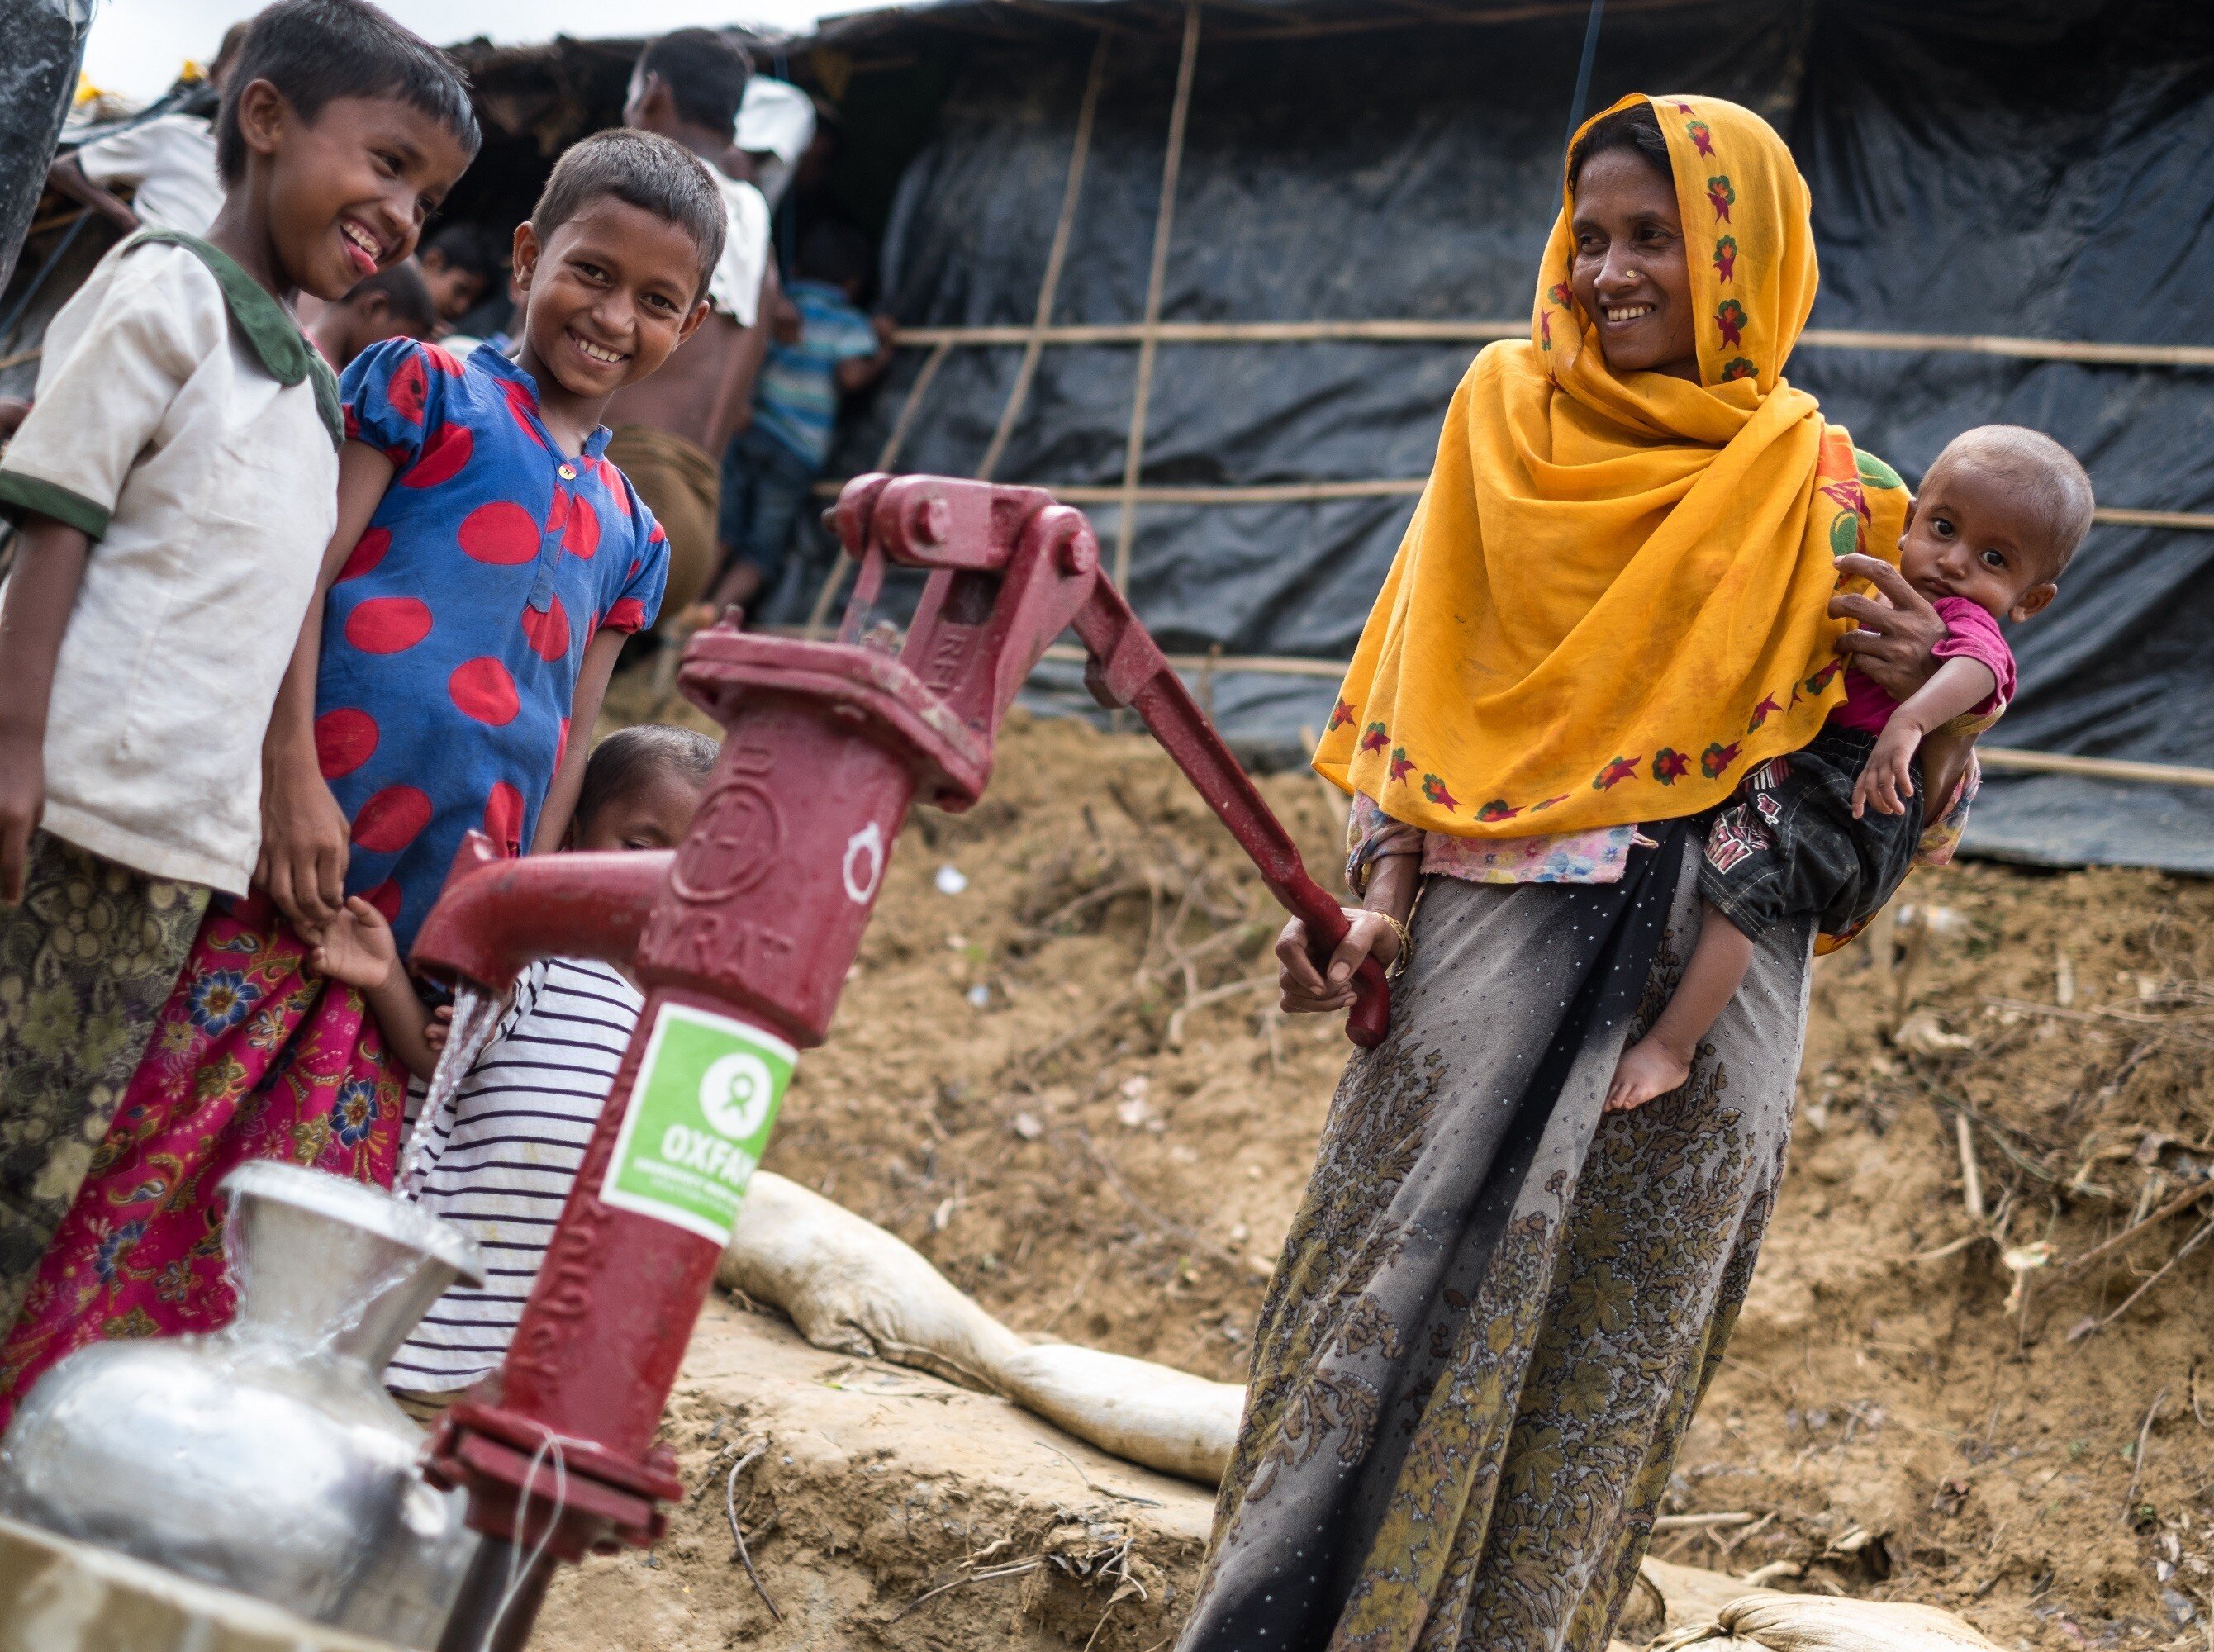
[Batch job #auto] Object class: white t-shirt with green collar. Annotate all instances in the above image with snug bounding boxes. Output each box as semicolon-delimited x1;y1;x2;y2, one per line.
0;233;340;893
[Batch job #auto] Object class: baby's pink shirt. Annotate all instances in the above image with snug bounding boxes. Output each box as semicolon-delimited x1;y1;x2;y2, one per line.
1831;595;2016;734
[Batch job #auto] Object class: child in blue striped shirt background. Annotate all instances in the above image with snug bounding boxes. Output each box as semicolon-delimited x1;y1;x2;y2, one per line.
689;220;893;620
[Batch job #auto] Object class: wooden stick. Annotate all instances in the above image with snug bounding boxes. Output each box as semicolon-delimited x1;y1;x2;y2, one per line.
885;317;2214;371
1976;746;2214;788
0;347;40;372
1956;1113;1985;1223
2058;1180;2212;1281
2080;1223;2214;1344
877;335;952;474
897;319;1525;346
2123;1390;2168;1519
816;470;2214;534
802;338;954;638
1111;0;1201;596
1651;1512;1756;1532
976;32;1109;482
1036;641;1345;678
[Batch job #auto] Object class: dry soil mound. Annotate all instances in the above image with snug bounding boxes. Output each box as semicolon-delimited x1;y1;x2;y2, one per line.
554;703;2214;1651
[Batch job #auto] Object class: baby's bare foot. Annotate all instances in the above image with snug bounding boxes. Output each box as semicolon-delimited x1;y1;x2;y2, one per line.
1605;1035;1691;1113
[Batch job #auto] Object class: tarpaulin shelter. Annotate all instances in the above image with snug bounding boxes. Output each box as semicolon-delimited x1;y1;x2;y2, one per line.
5;0;2209;871
776;0;2214;874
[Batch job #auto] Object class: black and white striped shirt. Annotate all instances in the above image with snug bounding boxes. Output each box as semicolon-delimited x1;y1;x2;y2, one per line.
385;957;641;1393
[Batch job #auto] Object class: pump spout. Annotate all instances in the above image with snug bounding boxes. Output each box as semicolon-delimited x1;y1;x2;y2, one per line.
408;831;671;995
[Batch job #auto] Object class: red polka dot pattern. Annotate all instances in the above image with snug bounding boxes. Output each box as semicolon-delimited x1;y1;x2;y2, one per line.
596;458;631;511
335;528;390;583
606;596;649;633
387;354;427;425
422;343;465;377
351;786;433;853
501;381;545;448
344;596;433;653
314;708;379;778
520;596;570;661
363;879;404;923
563;494;599;558
449;657;521;725
458;500;539;564
483;782;525;857
401;422;473;490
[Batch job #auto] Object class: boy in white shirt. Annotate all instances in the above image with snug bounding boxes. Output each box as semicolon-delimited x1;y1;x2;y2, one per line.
0;0;477;1339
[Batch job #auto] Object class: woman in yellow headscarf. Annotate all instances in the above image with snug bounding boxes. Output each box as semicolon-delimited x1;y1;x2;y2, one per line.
1179;97;1950;1652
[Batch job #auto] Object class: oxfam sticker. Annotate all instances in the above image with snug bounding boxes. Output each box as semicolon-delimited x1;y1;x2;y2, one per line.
601;1003;793;1245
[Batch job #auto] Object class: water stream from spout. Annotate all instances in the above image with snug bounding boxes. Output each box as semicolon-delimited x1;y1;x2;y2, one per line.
397;983;501;1197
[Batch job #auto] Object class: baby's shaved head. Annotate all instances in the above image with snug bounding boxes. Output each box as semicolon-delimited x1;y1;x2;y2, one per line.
1925;425;2094;580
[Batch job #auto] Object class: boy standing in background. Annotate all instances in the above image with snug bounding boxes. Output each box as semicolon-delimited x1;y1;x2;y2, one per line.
0;0;477;1339
691;219;892;620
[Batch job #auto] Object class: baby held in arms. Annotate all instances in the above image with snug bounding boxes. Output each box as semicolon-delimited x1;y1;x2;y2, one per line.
1607;425;2095;1110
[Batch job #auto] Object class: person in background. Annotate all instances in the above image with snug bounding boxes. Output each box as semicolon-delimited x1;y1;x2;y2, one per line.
295;725;715;1418
0;0;477;1351
736;76;816;210
43;23;249;236
415;220;506;327
308;259;439;368
691;218;892;622
606;28;776;638
438;263;525;359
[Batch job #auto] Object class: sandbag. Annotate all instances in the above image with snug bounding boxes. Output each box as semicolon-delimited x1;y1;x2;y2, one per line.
719;1171;1028;1384
995;1344;1242;1487
719;1171;1244;1483
1656;1593;2006;1652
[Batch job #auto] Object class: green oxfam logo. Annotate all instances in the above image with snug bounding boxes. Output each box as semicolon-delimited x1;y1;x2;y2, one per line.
701;1051;777;1140
601;1004;793;1245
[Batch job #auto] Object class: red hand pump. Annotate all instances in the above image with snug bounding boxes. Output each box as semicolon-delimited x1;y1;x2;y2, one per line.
411;477;1388;1647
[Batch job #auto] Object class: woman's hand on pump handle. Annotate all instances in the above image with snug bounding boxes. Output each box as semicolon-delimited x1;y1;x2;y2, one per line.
1276;909;1401;1014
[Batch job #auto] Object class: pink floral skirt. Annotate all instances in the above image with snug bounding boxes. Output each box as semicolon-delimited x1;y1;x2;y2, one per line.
0;895;406;1425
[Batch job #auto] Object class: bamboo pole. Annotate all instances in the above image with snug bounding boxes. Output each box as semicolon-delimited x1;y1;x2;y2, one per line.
1111;0;1201;596
885;316;2214;370
1975;748;2214;790
756;626;2214;790
977;34;1110;482
802;338;954;638
808;473;2214;532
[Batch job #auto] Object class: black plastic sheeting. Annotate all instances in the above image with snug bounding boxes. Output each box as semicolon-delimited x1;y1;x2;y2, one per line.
0;0;92;297
772;0;2214;872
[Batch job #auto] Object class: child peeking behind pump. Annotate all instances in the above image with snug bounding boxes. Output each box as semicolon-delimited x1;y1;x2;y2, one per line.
298;725;716;1416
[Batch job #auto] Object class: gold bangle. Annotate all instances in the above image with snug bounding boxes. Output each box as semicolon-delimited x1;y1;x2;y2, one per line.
1374;910;1413;980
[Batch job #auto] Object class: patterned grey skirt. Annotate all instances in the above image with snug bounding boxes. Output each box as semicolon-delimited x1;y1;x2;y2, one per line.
1180;826;1813;1652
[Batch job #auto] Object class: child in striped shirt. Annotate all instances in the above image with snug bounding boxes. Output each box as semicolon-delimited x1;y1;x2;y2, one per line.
300;724;715;1408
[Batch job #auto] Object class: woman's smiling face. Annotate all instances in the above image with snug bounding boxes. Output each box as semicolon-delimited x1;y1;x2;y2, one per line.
1569;147;1699;382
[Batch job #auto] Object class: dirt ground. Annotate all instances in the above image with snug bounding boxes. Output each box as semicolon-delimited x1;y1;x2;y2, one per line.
562;694;2214;1650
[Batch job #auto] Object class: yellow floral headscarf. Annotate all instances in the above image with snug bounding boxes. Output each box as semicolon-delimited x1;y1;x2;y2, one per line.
1314;93;1907;837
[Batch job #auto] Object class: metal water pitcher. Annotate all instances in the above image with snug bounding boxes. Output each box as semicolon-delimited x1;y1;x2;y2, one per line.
0;1161;487;1650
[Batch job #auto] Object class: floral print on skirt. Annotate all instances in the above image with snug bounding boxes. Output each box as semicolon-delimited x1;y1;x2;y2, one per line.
0;895;406;1425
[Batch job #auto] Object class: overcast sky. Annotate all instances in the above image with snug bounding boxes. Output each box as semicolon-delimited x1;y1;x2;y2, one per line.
82;0;848;103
